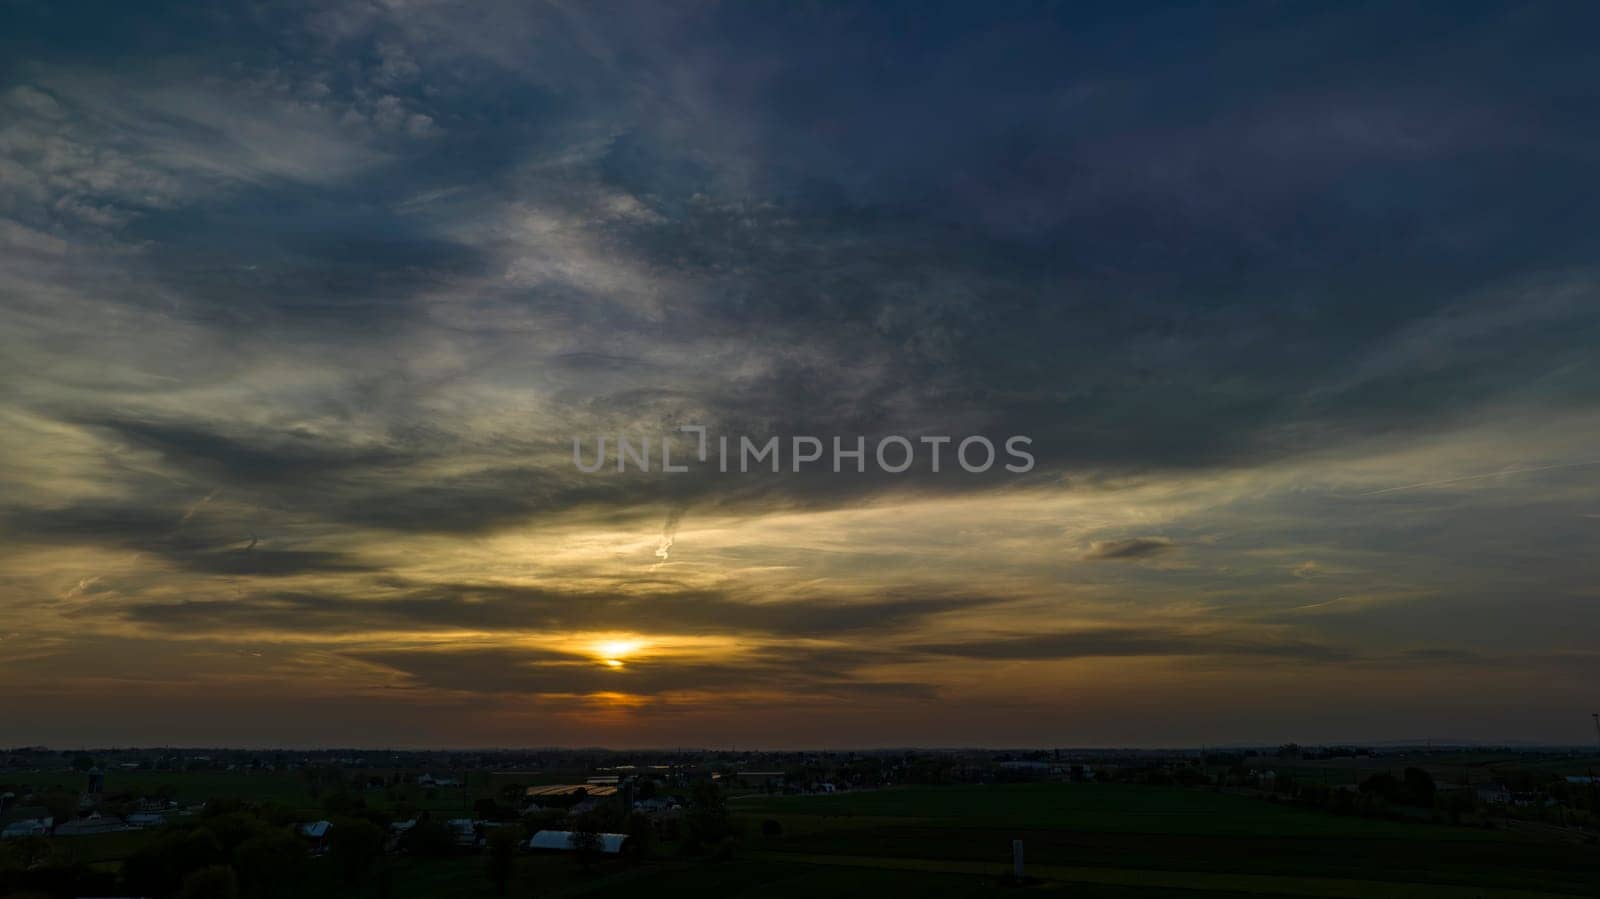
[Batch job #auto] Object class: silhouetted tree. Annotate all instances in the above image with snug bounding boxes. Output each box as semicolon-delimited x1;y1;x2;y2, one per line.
400;819;456;857
1360;772;1401;803
474;797;510;821
123;826;224;897
1403;767;1437;808
626;811;655;860
233;829;307;897
684;781;731;854
328;817;384;884
177;864;238;899
570;813;603;869
484;826;519;894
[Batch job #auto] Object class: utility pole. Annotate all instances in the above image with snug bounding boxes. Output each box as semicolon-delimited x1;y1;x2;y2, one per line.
1589;714;1600;834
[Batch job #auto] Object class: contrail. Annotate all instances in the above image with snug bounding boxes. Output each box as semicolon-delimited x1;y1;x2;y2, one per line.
177;487;220;527
64;575;102;599
653;507;686;564
1359;458;1600;496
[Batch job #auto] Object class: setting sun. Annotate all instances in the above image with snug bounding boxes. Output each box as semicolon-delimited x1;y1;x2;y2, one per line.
592;638;646;668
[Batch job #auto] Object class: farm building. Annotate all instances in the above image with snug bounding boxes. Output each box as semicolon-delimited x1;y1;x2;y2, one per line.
299;819;332;852
525;783;618;798
446;818;480;847
527;830;630;855
55;814;126;836
1476;784;1511;805
0;807;53;840
1;820;48;840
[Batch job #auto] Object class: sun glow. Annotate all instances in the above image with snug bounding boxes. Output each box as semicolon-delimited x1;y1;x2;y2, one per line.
593;638;645;668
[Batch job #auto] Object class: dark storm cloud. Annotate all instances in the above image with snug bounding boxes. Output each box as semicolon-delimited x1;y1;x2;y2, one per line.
249;619;1377;701
915;628;1354;663
342;644;931;699
0;499;373;576
166;549;372;578
575;2;1600;477
7;0;1600;746
1083;537;1176;561
119;585;1001;639
134;213;493;330
1393;647;1487;665
7;0;1598;538
4;0;1597;542
317;464;602;535
0;502;190;545
90;418;409;486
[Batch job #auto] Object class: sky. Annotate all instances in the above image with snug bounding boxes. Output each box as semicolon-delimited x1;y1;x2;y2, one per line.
2;1;1599;749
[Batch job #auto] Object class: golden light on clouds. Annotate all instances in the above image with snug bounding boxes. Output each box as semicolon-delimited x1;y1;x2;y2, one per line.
591;637;646;668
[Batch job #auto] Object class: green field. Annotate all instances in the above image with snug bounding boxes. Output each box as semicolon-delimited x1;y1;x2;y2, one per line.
3;767;604;813
735;782;1485;837
3;770;317;805
1;769;486;818
570;858;1309;899
236;856;1310;899
730;785;1600;897
8;776;1599;897
1252;754;1600;788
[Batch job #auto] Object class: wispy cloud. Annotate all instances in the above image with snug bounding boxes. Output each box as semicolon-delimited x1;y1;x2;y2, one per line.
1083;537;1177;561
3;0;1600;745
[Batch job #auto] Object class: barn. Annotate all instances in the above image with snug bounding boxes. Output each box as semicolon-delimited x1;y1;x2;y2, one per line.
526;830;631;855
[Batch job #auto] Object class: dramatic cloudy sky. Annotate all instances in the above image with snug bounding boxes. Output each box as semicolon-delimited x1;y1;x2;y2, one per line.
3;1;1599;748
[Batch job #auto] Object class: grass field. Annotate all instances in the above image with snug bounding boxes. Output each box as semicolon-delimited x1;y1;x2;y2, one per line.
570;858;1312;899
0;769;487;817
3;767;604;815
731;784;1600;896
734;782;1483;837
263;856;1316;899
8;774;1599;897
3;770;315;804
1245;754;1600;787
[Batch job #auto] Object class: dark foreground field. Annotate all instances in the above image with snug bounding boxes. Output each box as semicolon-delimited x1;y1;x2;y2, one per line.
728;784;1600;898
291;783;1600;897
6;778;1598;897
